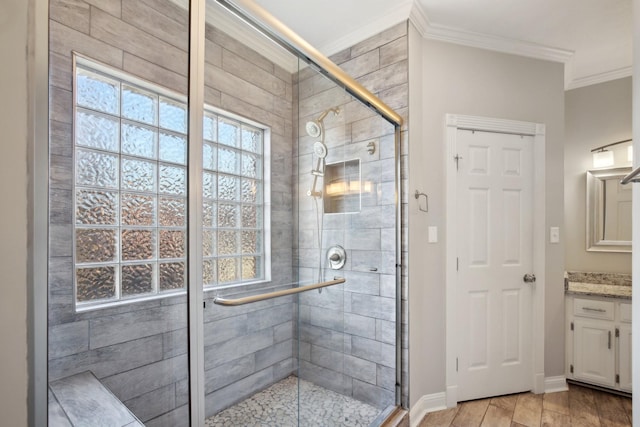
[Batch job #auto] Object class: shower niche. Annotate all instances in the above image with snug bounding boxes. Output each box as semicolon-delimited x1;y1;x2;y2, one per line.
324;159;362;214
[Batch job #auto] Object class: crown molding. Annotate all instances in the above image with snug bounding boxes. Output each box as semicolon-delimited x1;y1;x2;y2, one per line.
566;66;633;90
423;24;574;64
409;1;430;36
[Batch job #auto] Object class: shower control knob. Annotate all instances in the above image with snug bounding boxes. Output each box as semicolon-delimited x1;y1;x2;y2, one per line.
327;245;346;270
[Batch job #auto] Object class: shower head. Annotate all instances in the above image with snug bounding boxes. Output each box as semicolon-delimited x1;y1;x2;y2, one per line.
304;107;341;138
305;120;322;138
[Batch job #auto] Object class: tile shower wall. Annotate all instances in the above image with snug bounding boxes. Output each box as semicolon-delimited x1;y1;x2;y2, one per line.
294;22;409;408
48;0;294;425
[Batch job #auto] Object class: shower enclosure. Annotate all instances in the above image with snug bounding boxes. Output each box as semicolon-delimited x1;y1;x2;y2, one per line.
46;0;403;425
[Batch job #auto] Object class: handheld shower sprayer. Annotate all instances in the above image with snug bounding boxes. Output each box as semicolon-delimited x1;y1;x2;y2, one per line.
303;106;341;288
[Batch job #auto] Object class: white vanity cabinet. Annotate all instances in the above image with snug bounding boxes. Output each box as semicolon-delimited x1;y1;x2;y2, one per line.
566;295;632;393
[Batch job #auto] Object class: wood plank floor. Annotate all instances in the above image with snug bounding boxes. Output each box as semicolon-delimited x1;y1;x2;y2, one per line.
418;383;632;427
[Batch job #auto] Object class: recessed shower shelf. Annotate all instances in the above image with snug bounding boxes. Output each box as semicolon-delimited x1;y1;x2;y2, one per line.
324;159;361;214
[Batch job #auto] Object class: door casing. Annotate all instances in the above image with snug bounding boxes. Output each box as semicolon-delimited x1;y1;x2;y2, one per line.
444;114;546;407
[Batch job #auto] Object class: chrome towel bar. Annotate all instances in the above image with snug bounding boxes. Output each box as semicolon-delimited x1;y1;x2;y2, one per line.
213;278;345;306
620;165;640;184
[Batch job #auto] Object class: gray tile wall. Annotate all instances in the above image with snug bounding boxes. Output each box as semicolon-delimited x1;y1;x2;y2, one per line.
48;0;294;424
294;22;409;409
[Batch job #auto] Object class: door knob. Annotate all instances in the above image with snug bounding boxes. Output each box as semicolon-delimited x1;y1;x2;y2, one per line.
523;273;536;284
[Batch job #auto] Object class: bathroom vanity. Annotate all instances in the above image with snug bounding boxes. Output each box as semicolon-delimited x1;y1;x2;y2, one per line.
565;273;632;393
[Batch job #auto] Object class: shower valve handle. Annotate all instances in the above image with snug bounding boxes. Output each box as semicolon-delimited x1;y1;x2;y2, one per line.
327;245;346;270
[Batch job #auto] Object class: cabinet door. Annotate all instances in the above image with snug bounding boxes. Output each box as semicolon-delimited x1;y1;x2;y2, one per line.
573;318;616;387
618;324;632;392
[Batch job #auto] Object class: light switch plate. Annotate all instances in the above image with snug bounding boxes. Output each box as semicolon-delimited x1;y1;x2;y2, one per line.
550;226;560;244
428;226;438;243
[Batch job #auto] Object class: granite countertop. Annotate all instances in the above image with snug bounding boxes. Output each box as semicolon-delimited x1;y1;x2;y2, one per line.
566;282;632;299
565;271;632;300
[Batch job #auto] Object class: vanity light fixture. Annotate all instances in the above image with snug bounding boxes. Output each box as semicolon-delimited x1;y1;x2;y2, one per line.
591;138;632;168
592;150;614;168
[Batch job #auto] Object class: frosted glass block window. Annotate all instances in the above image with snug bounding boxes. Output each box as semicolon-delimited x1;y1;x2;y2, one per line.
202;113;266;287
73;59;188;308
73;57;268;306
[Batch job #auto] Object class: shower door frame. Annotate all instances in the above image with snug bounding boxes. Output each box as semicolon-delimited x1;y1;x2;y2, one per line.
31;0;50;424
188;0;206;423
31;0;405;423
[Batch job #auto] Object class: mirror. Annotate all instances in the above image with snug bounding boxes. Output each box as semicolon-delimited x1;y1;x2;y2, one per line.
586;167;632;252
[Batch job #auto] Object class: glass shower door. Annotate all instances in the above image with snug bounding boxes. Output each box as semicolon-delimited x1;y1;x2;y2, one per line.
200;1;302;424
47;0;192;425
198;1;400;425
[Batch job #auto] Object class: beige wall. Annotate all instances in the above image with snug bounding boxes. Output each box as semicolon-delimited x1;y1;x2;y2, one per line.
565;77;632;273
408;35;566;404
0;0;30;424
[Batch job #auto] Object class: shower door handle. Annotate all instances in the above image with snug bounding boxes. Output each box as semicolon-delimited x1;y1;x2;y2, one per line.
213;278;346;306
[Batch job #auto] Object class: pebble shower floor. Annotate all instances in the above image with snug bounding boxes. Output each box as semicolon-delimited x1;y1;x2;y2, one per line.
205;376;380;426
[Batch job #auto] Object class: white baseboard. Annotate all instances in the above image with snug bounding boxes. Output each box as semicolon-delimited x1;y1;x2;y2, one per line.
409;392;448;427
544;375;568;393
409;378;567;426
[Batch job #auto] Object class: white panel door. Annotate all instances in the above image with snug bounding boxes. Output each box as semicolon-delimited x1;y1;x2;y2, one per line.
456;130;534;401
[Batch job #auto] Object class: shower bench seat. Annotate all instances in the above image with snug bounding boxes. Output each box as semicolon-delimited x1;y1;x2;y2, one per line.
48;371;143;426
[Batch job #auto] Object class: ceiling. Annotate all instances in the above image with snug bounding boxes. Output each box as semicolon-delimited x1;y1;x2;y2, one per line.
252;0;632;90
